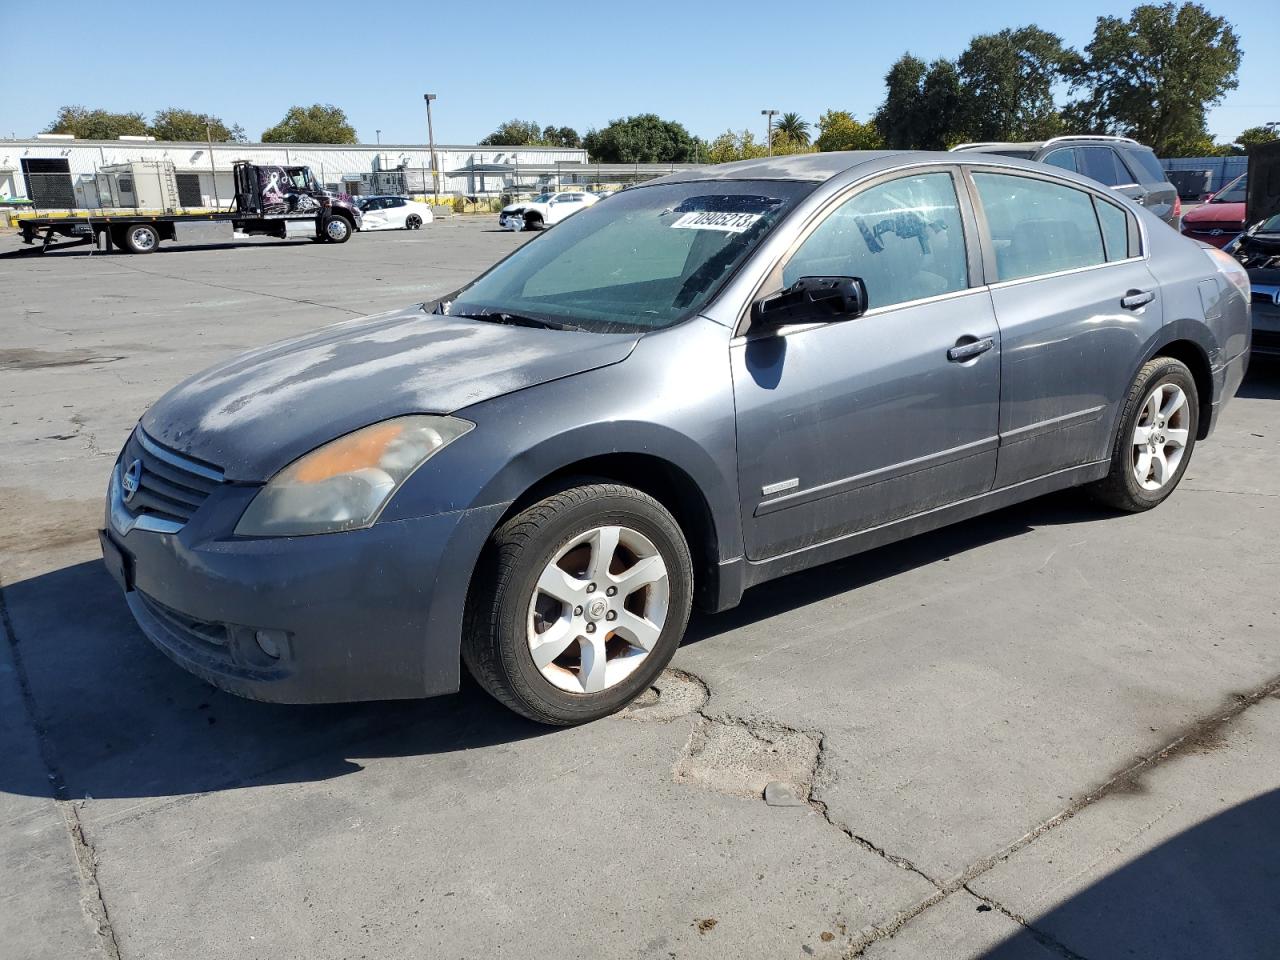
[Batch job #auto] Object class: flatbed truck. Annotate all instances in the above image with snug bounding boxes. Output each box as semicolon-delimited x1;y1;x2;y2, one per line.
15;160;362;254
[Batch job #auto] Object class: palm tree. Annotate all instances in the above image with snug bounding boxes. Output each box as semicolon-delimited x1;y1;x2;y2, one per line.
774;112;810;146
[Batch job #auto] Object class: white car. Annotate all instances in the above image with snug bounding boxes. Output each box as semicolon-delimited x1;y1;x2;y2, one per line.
357;195;434;231
499;191;600;231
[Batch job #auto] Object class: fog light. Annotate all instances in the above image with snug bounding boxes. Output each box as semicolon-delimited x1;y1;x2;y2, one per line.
254;629;286;659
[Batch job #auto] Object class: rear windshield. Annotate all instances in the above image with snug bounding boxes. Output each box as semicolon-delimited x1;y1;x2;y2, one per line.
1121;146;1169;185
449;179;815;332
1211;175;1248;203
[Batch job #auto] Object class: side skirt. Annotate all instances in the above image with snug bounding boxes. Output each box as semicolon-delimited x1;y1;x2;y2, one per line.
710;460;1110;608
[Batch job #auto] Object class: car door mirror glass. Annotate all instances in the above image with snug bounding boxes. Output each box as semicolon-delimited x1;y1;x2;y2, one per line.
751;276;867;331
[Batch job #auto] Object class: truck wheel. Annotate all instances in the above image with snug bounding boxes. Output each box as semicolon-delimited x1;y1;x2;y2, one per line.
322;216;352;243
121;223;160;254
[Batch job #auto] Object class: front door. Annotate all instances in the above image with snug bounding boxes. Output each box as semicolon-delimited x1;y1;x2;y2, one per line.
732;170;1001;561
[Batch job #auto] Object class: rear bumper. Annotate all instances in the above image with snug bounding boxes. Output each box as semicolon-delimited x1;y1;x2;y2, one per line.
1204;344;1250;438
101;475;508;703
1252;299;1280;357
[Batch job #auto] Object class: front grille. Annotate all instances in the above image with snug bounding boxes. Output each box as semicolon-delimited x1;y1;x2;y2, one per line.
1187;222;1241;236
121;429;224;525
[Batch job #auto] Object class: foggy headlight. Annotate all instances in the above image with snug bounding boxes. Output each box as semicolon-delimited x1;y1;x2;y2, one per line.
235;415;472;537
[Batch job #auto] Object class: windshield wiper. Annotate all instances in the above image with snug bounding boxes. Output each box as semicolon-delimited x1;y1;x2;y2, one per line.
451;311;580;331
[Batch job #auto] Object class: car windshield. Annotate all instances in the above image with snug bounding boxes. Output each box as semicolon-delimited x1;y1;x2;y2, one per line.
1212;176;1248;203
531;194;553;203
449;179;815;332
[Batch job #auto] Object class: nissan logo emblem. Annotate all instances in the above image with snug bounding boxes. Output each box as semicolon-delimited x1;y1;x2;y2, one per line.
121;459;142;503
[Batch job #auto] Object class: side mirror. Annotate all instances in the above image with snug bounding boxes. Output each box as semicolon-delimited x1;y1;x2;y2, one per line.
751;276;868;331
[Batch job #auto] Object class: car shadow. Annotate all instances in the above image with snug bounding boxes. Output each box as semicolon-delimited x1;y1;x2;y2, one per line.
1236;355;1280;399
982;787;1280;958
684;488;1111;646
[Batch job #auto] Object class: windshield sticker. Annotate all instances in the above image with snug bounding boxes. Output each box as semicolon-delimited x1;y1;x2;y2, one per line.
670;211;763;233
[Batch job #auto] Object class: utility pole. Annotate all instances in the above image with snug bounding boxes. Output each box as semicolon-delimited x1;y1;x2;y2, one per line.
424;93;440;204
761;109;779;157
207;124;220;209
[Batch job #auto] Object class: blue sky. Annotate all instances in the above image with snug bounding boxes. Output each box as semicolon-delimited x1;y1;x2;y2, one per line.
2;0;1275;145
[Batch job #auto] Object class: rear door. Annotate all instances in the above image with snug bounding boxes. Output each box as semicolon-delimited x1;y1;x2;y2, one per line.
967;168;1162;487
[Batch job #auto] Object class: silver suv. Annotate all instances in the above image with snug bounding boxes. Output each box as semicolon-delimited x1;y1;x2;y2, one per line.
951;135;1180;227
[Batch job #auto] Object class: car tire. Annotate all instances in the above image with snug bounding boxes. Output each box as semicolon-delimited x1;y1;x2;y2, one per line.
322;215;352;243
1089;356;1198;512
121;223;160;254
524;213;545;231
405;214;422;230
463;482;693;725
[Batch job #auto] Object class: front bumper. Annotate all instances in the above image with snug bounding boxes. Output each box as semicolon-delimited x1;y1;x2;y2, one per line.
101;461;507;703
1252;289;1280;357
498;212;525;231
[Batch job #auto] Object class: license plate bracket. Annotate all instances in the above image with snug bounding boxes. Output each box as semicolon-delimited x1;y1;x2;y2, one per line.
99;530;133;593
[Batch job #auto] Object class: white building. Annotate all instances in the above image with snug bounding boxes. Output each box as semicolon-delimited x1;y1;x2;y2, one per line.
0;136;590;208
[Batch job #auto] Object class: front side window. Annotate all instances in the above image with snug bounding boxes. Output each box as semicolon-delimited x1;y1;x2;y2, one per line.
1077;147;1132;187
449;179;814;332
972;172;1106;281
783;172;968;310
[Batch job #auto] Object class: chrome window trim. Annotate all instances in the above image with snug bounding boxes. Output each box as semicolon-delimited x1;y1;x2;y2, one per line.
985;255;1147;291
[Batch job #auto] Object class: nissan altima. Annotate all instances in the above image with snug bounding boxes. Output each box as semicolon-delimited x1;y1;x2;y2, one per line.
101;151;1251;725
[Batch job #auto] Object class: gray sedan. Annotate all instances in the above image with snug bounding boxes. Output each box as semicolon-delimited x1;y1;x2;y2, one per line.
100;151;1251;725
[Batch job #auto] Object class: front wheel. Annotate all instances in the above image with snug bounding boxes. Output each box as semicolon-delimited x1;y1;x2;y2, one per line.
463;483;693;725
1089;356;1198;511
322;215;352;243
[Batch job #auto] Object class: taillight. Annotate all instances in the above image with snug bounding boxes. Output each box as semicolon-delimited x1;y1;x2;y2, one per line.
1173;194;1182;218
1204;246;1250;300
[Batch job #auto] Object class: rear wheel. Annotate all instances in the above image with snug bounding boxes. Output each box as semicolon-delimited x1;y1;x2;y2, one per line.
463;483;693;725
1089;357;1198;511
121;223;160;254
405;214;423;230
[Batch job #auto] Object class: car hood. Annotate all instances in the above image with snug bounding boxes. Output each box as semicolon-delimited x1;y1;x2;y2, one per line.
1183;201;1245;223
140;306;639;481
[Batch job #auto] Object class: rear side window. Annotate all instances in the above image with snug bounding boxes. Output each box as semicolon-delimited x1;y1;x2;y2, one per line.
783;171;968;309
972;172;1106;282
1121;147;1169;185
1094;198;1131;261
1042;149;1077;173
1077;147;1132;187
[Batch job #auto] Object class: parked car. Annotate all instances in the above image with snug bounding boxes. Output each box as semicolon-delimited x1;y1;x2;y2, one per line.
101;150;1250;725
1225;142;1280;356
356;195;433;231
951;135;1181;227
1181;174;1248;248
499;190;599;231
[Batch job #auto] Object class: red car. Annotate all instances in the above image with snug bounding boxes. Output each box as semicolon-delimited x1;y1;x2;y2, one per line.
1181;174;1248;248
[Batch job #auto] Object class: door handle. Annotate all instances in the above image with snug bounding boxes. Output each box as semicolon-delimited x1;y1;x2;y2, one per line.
948;336;994;362
1121;289;1155;310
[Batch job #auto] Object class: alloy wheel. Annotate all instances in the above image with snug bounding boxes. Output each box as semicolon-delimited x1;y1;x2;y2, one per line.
1132;382;1190;491
526;525;669;694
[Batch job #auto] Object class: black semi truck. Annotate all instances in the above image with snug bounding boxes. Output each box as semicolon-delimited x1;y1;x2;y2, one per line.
16;160;363;254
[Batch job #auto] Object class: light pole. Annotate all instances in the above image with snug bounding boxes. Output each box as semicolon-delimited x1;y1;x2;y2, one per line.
761;109;779;157
423;93;440;204
376;129;381;144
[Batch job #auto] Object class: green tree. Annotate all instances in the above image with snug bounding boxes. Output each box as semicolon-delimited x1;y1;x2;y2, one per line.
583;114;698;163
1236;125;1278;150
706;130;767;164
260;104;357;144
957;26;1081;141
814;111;883;152
873;56;967;149
479;119;543;146
151;108;246;142
541;125;582;148
1070;2;1241;156
774;112;810;147
43;105;150;140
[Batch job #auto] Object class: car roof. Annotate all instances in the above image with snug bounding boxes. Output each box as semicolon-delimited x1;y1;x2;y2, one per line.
951;137;1152;154
657;151;931;183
